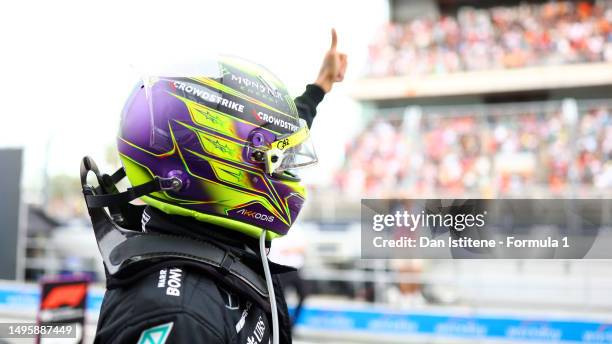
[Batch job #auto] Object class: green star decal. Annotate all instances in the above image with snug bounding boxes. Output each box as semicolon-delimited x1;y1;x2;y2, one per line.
204;137;233;154
197;109;222;125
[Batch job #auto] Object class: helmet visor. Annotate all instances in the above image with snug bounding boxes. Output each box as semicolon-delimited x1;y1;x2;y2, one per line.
274;131;318;173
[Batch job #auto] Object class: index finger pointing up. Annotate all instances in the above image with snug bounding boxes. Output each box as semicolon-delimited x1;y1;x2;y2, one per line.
331;28;338;50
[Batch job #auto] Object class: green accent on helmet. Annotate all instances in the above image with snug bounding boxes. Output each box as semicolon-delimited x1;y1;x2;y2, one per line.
209;160;248;186
196;130;243;163
189;76;297;118
119;153;174;202
120;152;281;240
180;147;290;226
118;57;310;239
168;93;249;136
169;91;287;137
141;195;281;241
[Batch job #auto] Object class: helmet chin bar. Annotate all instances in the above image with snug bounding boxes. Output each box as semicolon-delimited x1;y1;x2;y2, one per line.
80;156;270;298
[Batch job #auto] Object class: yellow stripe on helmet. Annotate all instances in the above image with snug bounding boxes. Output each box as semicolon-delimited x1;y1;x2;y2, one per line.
270;125;309;151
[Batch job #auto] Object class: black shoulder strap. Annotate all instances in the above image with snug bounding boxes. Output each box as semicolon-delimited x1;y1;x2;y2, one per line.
109;233;268;297
80;156;269;298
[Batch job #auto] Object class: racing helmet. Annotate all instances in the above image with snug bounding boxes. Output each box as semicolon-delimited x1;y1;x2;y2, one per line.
118;57;317;239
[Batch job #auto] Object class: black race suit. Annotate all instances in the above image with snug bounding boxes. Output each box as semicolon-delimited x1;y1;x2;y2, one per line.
94;84;325;344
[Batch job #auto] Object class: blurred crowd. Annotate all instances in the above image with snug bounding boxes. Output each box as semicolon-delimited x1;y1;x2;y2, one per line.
335;104;612;197
368;1;612;76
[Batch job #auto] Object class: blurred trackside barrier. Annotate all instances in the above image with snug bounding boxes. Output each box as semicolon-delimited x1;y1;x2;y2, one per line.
0;281;610;343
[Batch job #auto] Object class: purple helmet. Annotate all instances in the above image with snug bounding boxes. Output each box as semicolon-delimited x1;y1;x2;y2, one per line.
117;57;317;239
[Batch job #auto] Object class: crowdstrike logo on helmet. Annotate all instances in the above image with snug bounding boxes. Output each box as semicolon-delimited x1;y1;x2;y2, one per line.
236;208;275;223
252;110;298;133
172;81;245;113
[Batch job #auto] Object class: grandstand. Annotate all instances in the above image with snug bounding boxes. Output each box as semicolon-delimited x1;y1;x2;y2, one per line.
335;0;612;201
354;0;612;101
369;1;612;76
334;99;611;199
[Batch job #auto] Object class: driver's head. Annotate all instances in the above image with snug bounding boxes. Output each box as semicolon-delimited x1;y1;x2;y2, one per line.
117;57;317;239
